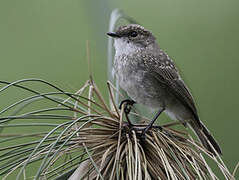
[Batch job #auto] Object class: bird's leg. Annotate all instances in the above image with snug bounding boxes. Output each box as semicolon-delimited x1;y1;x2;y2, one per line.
119;99;136;127
141;108;165;137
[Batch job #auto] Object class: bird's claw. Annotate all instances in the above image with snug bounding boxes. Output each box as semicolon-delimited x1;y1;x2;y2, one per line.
119;99;135;114
141;125;162;139
119;99;136;127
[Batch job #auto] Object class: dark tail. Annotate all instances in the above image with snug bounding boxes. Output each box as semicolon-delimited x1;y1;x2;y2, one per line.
189;120;222;155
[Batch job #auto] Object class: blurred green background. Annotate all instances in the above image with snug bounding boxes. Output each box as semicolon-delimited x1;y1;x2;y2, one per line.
0;0;238;179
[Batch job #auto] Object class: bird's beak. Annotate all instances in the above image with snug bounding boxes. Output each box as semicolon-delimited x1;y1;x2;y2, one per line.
107;32;120;38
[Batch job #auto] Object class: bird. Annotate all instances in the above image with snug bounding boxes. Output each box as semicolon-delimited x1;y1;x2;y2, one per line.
107;24;222;155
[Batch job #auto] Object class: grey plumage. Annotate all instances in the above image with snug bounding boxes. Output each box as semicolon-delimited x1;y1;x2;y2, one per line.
107;24;222;155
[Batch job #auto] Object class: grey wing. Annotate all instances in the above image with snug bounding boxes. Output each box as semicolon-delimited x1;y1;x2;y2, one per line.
145;52;201;126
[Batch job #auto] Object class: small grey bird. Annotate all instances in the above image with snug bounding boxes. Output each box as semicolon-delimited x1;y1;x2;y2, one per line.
107;24;222;155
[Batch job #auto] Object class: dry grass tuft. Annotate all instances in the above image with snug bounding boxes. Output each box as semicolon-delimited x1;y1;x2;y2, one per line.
74;119;210;179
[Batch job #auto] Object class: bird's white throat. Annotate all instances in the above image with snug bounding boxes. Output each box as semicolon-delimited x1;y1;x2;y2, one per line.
114;38;141;56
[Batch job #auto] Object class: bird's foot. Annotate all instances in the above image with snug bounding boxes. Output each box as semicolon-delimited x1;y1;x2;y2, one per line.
119;99;136;127
122;121;162;139
140;125;162;139
119;99;136;114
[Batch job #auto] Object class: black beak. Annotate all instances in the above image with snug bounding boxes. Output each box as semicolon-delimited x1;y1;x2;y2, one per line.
107;32;120;38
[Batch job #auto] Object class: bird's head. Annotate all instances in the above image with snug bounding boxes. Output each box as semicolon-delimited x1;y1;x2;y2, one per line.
107;24;157;55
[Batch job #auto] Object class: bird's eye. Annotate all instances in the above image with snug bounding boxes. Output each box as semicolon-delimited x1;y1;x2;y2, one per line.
129;31;138;37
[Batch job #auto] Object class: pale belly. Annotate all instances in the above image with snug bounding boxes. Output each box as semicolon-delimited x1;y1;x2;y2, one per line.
115;68;193;122
116;69;166;109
